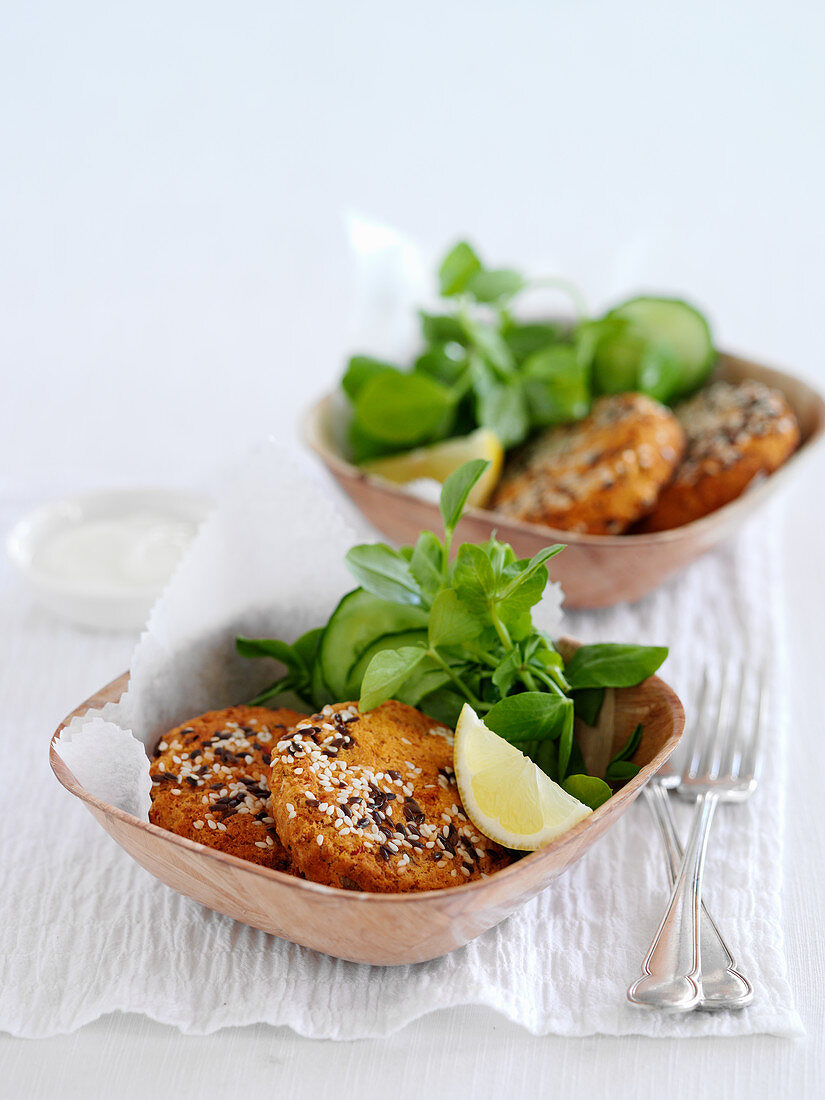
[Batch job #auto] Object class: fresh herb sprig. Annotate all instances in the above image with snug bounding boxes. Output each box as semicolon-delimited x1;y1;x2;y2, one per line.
342;240;715;462
237;461;667;808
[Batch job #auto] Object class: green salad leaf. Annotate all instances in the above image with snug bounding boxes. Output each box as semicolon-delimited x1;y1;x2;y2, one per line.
562;774;613;810
237;462;669;799
438;241;483;296
565;644;668;690
337;240;715;462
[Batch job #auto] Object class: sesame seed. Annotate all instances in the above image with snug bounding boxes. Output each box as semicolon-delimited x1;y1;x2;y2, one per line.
317;835;324;846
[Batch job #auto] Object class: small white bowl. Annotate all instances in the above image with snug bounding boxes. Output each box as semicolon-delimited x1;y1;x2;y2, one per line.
6;488;212;631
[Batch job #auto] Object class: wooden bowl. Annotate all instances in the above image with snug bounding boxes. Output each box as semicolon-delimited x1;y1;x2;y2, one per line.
50;657;684;966
304;353;825;608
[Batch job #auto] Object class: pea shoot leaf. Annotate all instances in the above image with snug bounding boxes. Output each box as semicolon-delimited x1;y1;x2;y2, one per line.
345;544;423;606
609;722;643;765
466;268;524;304
409;530;444;603
235;636;307;674
418;310;466;345
564;643;668;690
452;542;498;613
562;774;612;810
428;589;483;648
438;241;483;297
342;356;398;400
491;647;522;696
558;702;576;778
360;646;428;711
485;692;573;744
354;371;454;447
439;459;490;536
475;376;529;448
572;687;605;727
604;760;641;782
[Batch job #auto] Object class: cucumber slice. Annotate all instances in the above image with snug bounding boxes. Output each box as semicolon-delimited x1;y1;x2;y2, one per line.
346;629;429;698
318;589;428;701
592;326;647;394
605;296;715;402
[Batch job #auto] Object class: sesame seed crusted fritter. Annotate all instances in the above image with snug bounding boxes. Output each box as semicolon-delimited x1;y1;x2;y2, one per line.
491;393;685;534
639;380;800;531
269;700;511;892
149;706;307;872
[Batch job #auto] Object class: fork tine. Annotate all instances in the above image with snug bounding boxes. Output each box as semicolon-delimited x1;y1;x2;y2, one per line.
737;668;768;783
691;667;726;780
685;668;712;778
686;668;721;779
706;665;735;779
715;662;746;778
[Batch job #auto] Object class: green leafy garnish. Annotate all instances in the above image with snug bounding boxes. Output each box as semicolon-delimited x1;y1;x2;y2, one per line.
565;644;668;690
562;774;613;810
604;722;644;782
439;241;483;297
572;687;605;726
237;463;669;799
339;241;716;462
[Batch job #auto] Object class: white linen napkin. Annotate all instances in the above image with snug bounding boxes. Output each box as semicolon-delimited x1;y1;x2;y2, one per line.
0;446;802;1038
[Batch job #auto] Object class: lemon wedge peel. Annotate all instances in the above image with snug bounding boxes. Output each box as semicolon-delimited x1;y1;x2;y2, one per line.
362;428;503;508
454;703;592;851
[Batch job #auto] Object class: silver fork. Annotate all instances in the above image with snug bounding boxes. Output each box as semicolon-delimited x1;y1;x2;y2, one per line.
627;665;765;1012
643;765;753;1009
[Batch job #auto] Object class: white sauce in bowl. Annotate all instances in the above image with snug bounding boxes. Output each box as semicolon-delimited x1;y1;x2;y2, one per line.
7;489;211;630
32;512;198;591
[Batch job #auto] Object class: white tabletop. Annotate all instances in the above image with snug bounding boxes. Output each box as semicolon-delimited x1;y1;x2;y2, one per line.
2;1;824;1095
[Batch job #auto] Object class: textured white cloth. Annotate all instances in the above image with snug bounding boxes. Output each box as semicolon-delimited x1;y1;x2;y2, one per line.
0;455;803;1039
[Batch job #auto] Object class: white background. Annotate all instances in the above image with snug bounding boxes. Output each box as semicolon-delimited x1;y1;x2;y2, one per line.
2;1;824;1096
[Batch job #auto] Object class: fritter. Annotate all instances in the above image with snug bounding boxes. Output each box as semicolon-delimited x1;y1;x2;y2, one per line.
268;700;511;892
149;705;306;872
491;393;685;534
639;380;800;531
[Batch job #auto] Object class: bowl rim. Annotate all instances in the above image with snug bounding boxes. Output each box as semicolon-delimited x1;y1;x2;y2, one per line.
303;349;825;547
50;645;685;905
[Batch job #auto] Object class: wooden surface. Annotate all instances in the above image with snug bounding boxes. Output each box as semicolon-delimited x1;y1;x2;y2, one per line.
50;654;683;966
304;354;825;609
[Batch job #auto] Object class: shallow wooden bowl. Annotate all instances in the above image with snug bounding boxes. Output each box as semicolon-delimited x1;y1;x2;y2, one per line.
304;353;824;608
50;660;684;966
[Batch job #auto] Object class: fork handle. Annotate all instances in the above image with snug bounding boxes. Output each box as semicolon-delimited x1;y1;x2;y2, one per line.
627;791;719;1011
644;785;753;1009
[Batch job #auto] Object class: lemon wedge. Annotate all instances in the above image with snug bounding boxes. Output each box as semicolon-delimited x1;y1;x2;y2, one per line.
454;704;592;850
362;428;503;508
